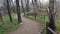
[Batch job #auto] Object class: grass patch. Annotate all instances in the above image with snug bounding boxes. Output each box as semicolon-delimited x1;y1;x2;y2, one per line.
0;20;19;31
2;13;16;21
0;28;6;34
55;20;60;31
55;23;60;31
25;15;49;23
25;15;35;20
0;13;19;34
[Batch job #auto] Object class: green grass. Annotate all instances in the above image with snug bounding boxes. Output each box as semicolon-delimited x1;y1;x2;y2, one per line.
55;20;60;31
25;15;60;33
25;15;35;20
0;28;6;34
0;21;19;31
25;15;49;23
2;13;16;21
0;13;19;34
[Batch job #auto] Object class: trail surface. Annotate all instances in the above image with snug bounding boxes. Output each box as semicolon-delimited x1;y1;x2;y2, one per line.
8;14;41;34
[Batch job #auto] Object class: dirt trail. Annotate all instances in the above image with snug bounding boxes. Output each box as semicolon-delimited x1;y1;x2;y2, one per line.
8;14;41;34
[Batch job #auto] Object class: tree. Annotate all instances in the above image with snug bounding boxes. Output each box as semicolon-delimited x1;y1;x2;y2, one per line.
0;10;2;21
46;0;55;34
26;0;29;12
16;0;22;23
6;0;12;22
10;0;16;13
32;0;33;4
25;0;27;11
34;0;37;20
3;0;7;9
21;0;25;16
39;0;41;8
31;0;37;20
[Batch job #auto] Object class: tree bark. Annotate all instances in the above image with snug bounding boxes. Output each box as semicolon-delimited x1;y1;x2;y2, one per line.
6;0;12;22
34;0;37;20
0;11;3;21
16;0;22;23
21;0;25;16
47;0;55;34
26;0;29;12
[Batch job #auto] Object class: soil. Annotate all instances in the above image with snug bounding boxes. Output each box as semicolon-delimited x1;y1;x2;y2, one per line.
7;14;41;34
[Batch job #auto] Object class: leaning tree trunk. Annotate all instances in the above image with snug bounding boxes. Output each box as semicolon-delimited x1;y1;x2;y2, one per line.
6;0;12;22
16;0;22;23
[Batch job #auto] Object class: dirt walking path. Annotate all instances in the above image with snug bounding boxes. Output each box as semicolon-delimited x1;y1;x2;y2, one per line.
8;14;41;34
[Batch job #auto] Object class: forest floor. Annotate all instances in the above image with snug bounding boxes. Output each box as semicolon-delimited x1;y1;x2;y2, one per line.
7;14;41;34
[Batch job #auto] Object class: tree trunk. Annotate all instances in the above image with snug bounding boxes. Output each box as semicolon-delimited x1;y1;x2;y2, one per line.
39;0;41;8
34;0;37;20
0;11;3;21
47;0;55;34
6;0;12;22
10;0;15;13
21;0;25;16
26;0;29;12
16;0;22;23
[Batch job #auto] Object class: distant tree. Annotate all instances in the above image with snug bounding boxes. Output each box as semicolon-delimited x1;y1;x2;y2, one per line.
32;0;33;4
16;0;22;23
34;0;37;8
26;0;29;12
6;0;12;22
34;0;37;20
9;0;16;13
21;0;25;16
3;0;7;9
39;0;41;8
